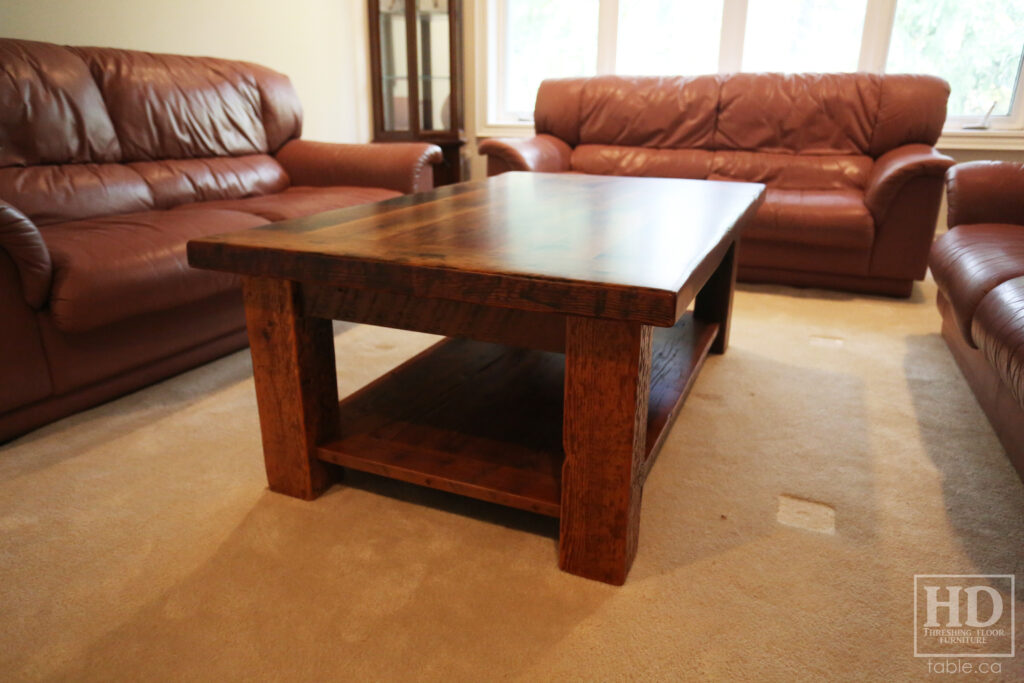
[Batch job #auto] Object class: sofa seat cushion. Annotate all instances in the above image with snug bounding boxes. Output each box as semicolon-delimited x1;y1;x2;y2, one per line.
930;224;1024;346
709;152;873;191
42;209;268;333
570;145;712;179
742;189;874;249
972;276;1024;409
172;185;403;222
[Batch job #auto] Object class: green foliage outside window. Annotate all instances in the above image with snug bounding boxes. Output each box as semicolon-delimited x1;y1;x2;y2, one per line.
888;0;1024;117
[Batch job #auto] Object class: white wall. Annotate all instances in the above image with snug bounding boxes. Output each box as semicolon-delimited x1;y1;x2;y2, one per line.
462;0;486;180
0;0;372;143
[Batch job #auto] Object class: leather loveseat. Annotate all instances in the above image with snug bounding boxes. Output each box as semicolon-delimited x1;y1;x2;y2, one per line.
0;38;442;442
930;162;1024;481
479;74;953;297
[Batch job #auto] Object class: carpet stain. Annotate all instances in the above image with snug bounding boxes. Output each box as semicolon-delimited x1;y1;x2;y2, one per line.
809;335;845;347
776;494;837;534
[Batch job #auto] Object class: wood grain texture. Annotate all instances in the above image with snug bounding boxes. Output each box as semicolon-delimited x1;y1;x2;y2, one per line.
644;318;718;476
188;173;765;326
560;316;653;585
242;276;340;499
694;242;737;354
303;284;566;352
317;338;564;516
315;312;713;525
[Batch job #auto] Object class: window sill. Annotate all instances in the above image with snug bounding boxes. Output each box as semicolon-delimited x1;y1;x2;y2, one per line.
477;122;533;139
937;129;1024;151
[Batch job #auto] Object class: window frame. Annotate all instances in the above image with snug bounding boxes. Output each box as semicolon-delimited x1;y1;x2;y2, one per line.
477;0;1024;148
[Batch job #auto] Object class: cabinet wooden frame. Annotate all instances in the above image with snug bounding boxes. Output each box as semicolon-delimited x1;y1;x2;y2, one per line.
368;0;466;184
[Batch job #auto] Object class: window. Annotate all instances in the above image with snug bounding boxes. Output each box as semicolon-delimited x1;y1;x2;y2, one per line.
742;0;867;73
494;0;598;122
616;0;723;77
481;0;1024;142
887;0;1024;121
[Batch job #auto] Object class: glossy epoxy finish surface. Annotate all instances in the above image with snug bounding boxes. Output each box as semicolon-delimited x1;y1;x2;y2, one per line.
189;172;764;323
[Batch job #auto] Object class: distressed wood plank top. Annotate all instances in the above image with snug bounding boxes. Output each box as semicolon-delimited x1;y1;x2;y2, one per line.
188;172;764;326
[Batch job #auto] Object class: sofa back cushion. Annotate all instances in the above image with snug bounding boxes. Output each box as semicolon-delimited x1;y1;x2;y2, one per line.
71;47;302;161
0;40;122;168
536;73;949;161
708;151;873;190
570;146;713;180
715;73;877;154
571;76;720;149
0;38;301;225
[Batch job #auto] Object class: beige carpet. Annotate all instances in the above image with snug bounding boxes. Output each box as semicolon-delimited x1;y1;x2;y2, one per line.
1;278;1022;681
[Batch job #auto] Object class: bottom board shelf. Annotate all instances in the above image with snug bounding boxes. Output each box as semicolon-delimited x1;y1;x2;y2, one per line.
317;313;718;517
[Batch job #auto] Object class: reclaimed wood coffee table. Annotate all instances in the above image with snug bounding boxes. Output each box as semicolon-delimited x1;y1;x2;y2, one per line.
188;172;764;584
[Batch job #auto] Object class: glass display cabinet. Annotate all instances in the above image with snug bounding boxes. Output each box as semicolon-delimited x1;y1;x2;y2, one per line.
369;0;465;185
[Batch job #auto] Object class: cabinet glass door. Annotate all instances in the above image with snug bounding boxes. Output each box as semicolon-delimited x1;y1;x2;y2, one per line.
370;0;463;184
379;0;410;131
416;0;451;132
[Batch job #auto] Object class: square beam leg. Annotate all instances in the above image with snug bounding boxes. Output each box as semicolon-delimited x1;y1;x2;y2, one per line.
242;276;340;500
694;241;737;354
560;316;653;584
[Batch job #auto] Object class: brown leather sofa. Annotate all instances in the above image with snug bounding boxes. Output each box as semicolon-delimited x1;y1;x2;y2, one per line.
0;38;442;442
930;162;1024;481
480;74;953;297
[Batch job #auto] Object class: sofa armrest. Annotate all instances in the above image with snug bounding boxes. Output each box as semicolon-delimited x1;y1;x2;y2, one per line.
946;161;1024;229
276;140;444;194
0;201;51;309
478;134;572;176
864;144;954;224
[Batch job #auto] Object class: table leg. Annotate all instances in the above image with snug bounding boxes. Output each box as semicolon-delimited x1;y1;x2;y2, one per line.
694;241;737;354
560;316;653;584
242;276;340;500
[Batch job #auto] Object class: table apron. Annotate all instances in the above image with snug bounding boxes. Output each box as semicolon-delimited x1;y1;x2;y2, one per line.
302;283;568;353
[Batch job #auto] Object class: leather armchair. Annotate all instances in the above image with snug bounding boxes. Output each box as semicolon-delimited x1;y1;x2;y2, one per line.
930;161;1024;480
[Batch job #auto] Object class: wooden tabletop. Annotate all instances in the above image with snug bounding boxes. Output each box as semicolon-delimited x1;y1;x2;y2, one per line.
188;172;764;326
